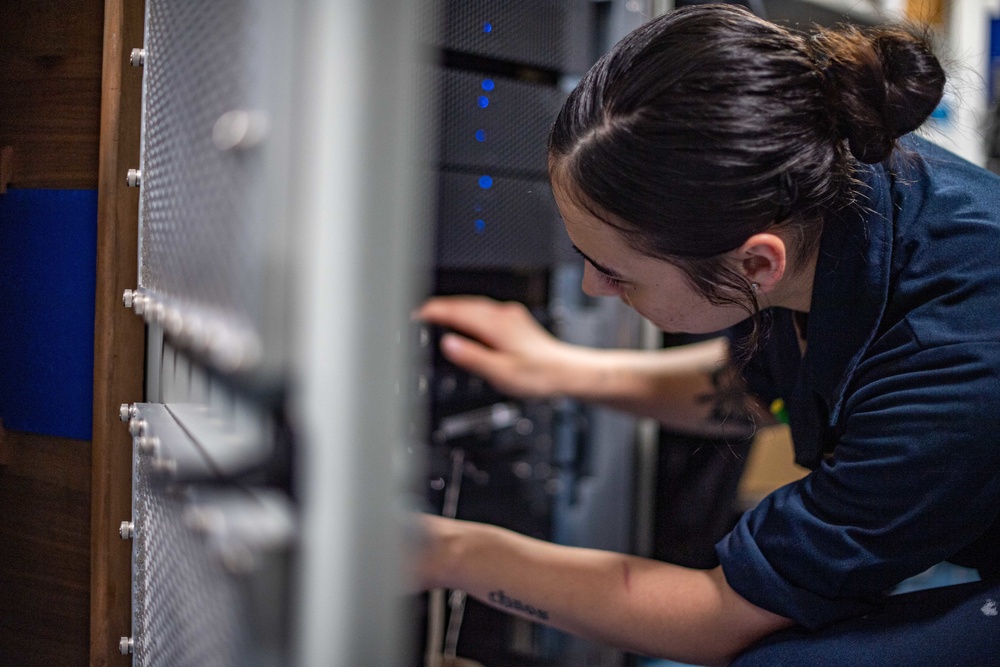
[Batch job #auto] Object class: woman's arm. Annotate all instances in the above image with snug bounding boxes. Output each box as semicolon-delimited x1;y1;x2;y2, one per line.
418;296;771;438
418;515;793;666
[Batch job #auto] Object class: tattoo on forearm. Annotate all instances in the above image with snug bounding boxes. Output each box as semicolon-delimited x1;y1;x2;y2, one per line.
695;364;756;431
488;590;549;620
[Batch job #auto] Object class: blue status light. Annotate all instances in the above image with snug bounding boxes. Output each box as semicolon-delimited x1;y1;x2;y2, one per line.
475;129;487;142
481;79;495;91
483;22;493;33
477;96;489;108
478;175;493;189
475;219;486;233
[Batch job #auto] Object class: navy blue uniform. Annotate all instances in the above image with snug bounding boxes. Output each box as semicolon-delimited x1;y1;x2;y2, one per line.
714;137;1000;662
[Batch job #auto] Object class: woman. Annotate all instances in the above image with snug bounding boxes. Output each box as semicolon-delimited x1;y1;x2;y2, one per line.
418;5;1000;664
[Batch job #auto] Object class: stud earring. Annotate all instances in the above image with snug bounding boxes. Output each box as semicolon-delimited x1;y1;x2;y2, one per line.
751;282;759;293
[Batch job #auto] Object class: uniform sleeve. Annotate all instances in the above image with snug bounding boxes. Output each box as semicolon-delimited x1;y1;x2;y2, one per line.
716;339;1000;629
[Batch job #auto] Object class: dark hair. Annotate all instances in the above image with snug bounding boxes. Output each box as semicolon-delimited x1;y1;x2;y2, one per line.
548;4;945;339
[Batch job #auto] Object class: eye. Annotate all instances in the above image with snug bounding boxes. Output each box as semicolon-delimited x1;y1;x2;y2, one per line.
594;269;625;291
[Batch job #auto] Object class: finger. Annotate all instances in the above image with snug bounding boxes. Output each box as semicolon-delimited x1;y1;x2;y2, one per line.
419;296;510;345
440;333;514;389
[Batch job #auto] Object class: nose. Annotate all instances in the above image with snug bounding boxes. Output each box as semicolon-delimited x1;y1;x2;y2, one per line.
581;262;620;297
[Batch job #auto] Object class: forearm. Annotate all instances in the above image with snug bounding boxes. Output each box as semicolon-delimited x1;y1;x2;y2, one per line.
425;518;791;665
555;337;768;437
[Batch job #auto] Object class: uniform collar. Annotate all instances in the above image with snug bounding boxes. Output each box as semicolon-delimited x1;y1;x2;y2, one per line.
800;161;894;425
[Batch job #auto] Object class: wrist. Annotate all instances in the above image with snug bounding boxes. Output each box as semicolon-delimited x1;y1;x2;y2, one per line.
554;346;616;402
423;516;474;590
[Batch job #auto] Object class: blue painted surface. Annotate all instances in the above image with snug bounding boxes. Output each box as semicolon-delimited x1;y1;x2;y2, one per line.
0;189;98;440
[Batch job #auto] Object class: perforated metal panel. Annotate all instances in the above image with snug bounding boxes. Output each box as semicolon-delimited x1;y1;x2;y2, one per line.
138;0;293;374
130;1;297;663
132;457;246;667
126;0;434;664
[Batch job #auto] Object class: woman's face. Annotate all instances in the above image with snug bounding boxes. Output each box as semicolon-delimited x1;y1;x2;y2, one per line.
552;177;754;335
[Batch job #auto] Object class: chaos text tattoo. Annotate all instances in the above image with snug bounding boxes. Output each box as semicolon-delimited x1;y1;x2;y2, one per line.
488;590;550;620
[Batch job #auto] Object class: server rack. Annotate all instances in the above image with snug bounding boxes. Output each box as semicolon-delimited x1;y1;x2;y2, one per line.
420;3;649;666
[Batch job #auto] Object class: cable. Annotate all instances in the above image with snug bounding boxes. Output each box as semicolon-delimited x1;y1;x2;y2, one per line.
425;449;465;667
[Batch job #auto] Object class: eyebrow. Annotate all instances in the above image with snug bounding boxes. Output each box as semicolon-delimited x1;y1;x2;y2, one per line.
571;245;626;281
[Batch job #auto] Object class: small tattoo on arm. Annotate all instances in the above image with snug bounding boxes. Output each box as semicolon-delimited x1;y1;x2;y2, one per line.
488;590;550;621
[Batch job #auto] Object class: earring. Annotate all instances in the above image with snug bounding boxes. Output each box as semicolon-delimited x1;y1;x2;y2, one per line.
751;282;759;293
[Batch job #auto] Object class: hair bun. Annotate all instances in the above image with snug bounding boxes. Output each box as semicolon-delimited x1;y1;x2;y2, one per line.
812;26;945;164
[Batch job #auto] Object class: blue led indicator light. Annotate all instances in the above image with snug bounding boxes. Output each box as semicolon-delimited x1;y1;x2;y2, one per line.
482;79;495;91
477;96;489;108
483;22;493;33
475;219;486;233
478;176;493;189
475;129;487;142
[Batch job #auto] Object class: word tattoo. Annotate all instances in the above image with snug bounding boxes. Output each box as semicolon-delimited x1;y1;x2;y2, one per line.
488;590;550;620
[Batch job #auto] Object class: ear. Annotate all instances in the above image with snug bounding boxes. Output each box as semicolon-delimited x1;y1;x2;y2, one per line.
730;233;787;293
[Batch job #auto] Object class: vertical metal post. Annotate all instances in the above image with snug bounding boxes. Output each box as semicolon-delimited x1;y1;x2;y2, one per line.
287;0;432;664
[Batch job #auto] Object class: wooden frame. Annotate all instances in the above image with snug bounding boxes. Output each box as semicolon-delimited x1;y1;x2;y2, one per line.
90;0;146;663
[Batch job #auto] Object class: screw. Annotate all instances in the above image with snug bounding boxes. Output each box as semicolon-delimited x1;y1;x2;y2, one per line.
130;48;145;67
163;308;183;336
128;418;147;438
122;289;135;308
119;403;134;422
119;636;134;655
146;300;165;324
136;436;160;455
126;169;141;187
212;110;269;151
151;458;177;476
132;293;146;316
119;521;134;540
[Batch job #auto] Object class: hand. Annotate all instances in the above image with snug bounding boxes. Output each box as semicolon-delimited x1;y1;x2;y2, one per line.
417;296;575;398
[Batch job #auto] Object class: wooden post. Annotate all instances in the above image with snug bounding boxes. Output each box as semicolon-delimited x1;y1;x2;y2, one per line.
0;146;13;194
90;0;146;664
